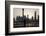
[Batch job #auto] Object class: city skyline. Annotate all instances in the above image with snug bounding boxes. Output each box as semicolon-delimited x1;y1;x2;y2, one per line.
13;8;39;20
13;8;39;27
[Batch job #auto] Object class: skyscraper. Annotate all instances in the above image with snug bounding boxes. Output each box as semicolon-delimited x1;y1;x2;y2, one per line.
35;11;36;20
27;15;29;18
38;15;39;21
22;8;24;17
32;16;33;20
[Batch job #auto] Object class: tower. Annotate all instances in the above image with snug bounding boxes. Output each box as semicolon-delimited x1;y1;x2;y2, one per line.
35;11;36;20
32;16;33;20
22;8;24;17
38;15;39;21
27;15;29;18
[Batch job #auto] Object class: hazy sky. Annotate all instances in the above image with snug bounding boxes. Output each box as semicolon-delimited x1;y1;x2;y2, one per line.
13;8;39;20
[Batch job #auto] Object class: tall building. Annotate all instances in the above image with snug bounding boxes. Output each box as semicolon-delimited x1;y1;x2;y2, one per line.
38;15;39;21
13;18;15;23
27;15;29;18
22;8;24;17
35;11;36;20
32;16;33;20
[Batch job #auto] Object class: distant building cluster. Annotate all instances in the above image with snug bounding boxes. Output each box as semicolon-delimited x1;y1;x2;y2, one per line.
13;8;39;28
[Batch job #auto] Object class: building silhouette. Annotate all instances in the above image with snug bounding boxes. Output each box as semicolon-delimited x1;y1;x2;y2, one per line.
38;15;39;20
35;11;36;20
22;8;24;17
32;16;33;20
13;8;39;28
27;15;29;19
